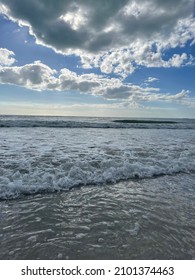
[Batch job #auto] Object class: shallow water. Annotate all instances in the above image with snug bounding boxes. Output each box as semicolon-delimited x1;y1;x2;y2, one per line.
0;173;194;260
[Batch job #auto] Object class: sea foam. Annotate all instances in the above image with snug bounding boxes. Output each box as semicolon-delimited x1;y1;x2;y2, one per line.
0;124;194;199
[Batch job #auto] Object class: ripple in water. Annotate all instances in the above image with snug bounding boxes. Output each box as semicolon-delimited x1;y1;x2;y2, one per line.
0;173;194;260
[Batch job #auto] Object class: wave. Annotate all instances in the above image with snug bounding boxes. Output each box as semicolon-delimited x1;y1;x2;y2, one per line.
1;118;194;200
0;155;194;200
0;119;194;129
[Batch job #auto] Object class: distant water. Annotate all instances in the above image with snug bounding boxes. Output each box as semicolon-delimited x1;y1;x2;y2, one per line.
0;115;195;129
0;115;194;259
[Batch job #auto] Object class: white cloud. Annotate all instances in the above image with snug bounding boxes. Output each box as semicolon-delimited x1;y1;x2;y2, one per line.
0;60;192;107
139;90;190;102
166;53;188;67
79;42;192;77
145;77;159;83
177;97;195;108
59;6;88;31
0;61;57;90
0;48;16;66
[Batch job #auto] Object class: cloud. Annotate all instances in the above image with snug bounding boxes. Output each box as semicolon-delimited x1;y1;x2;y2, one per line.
0;61;57;90
139;89;190;102
167;53;188;67
179;98;195;108
80;44;192;78
0;48;16;66
145;77;159;83
0;60;192;106
0;0;194;77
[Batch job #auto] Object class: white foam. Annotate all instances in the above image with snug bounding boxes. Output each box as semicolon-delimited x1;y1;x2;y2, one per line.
127;222;140;236
0;126;194;199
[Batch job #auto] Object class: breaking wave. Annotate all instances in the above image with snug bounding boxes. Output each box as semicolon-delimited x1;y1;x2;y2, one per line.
0;145;194;200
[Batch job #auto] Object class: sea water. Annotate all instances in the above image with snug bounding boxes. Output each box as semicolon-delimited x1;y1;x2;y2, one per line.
0;115;194;259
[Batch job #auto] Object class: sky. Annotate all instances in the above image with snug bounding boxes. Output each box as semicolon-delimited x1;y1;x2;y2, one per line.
0;0;195;118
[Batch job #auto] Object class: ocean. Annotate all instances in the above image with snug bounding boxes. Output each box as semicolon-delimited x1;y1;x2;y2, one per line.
0;115;195;259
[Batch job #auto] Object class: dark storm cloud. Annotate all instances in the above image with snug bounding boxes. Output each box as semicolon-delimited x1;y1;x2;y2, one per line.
0;0;193;53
